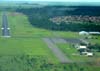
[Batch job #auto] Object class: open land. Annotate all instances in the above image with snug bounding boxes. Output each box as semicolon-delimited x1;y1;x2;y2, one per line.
0;4;100;71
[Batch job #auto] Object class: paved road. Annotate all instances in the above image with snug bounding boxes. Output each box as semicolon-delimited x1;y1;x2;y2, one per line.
65;38;81;44
51;38;67;43
1;12;10;37
43;38;71;63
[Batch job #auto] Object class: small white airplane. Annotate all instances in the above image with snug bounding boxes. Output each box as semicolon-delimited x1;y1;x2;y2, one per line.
1;28;4;30
7;28;10;30
1;28;10;30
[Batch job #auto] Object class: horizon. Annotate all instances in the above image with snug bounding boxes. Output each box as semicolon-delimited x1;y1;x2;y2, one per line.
0;0;100;6
1;0;100;2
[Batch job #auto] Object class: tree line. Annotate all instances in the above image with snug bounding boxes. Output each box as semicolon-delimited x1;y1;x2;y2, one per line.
14;6;100;31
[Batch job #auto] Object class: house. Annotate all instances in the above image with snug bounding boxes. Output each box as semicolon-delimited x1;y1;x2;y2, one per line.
75;44;94;57
79;31;89;35
79;31;100;35
86;52;93;57
81;52;93;56
77;46;87;49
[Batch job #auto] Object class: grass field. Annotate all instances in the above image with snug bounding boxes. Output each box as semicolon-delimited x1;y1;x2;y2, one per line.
0;11;59;62
0;37;58;62
52;31;80;38
0;11;60;71
7;12;54;37
0;12;2;36
0;11;100;71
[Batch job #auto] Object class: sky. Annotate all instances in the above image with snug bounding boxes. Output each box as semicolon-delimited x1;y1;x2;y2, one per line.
1;0;100;2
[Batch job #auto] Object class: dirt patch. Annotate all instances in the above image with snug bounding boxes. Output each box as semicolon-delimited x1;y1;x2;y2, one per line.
8;12;24;16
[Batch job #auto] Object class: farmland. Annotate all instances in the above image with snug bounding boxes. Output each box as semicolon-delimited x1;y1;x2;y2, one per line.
0;3;100;71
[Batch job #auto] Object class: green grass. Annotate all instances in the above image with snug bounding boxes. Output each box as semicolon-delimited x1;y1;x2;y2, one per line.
0;11;61;71
0;12;2;36
7;12;54;37
88;35;100;44
53;31;81;38
0;37;58;62
0;11;60;63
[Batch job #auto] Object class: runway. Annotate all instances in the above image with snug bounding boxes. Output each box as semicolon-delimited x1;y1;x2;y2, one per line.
1;12;10;37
